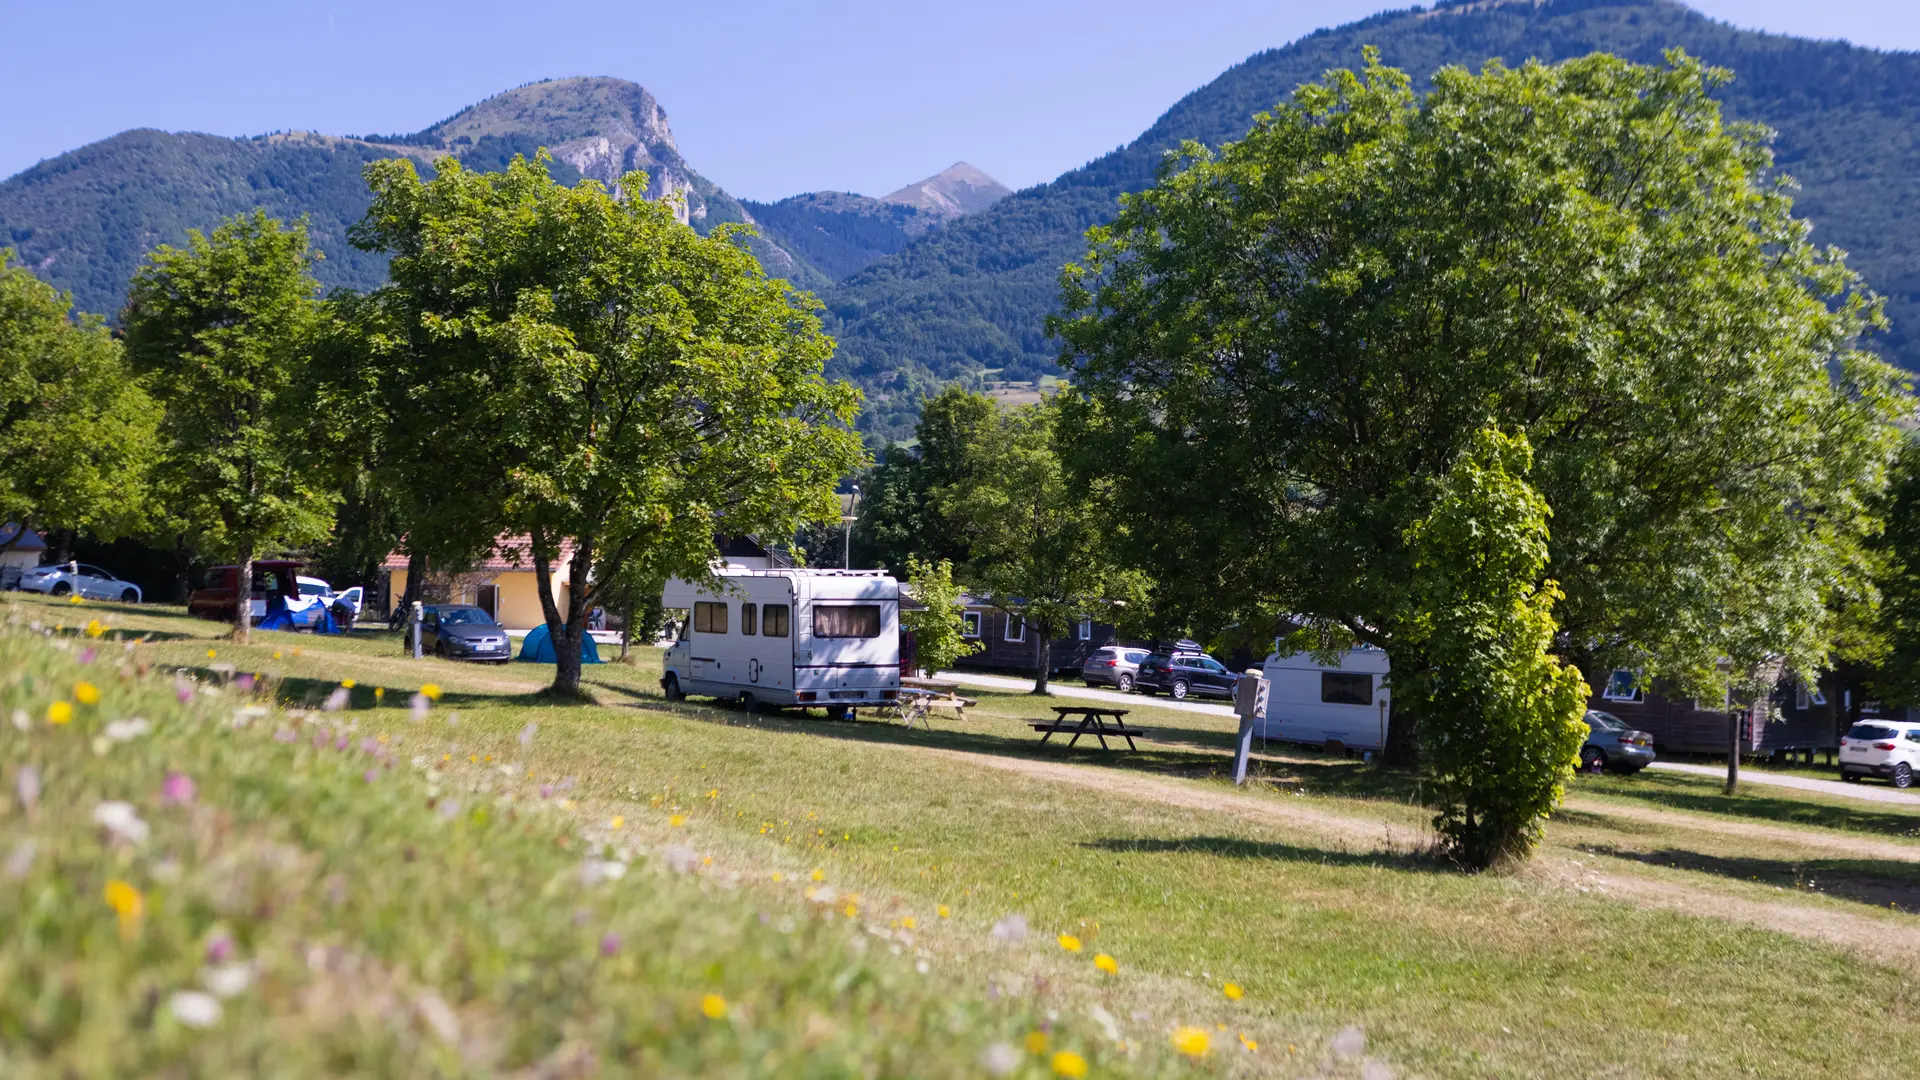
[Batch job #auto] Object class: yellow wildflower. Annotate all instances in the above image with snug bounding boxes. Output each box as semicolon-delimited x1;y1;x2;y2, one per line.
610;816;624;829
1094;953;1119;975
1239;1033;1259;1052
67;593;83;604
1223;982;1244;1001
103;878;144;938
1172;1026;1211;1058
419;683;442;701
1057;933;1082;953
85;619;105;638
810;868;825;882
206;649;217;659
700;993;727;1019
771;871;783;882
74;682;99;705
669;814;686;827
342;679;356;689
272;651;283;660
844;901;858;918
937;904;951;918
901;916;916;930
1051;1050;1088;1078
1025;1031;1050;1055
48;701;73;725
374;687;385;701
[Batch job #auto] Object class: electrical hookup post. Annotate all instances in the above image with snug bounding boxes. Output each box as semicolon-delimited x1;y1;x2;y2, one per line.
1232;668;1269;785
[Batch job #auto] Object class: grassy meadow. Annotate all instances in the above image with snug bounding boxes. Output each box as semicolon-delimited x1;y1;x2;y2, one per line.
5;593;1919;1078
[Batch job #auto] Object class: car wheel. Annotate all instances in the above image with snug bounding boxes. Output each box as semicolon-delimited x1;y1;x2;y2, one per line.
662;673;685;701
1117;673;1134;692
1894;763;1914;789
49;582;70;596
1580;746;1607;773
1171;679;1190;700
121;588;139;604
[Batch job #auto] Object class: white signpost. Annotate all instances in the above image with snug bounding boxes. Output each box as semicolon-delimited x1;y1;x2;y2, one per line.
1232;669;1270;786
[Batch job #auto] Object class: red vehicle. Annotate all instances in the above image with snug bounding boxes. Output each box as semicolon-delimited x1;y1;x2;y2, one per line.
187;561;304;622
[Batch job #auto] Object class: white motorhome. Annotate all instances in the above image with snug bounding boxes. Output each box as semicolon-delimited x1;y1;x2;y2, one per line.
660;568;901;713
1255;645;1391;752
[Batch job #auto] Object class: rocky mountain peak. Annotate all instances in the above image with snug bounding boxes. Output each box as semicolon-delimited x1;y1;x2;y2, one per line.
881;162;1011;218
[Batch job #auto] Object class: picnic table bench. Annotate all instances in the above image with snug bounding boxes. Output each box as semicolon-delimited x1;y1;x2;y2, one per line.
886;685;977;730
1029;706;1145;751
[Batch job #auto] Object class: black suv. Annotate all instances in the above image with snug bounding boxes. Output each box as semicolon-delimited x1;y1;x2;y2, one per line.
1134;649;1236;700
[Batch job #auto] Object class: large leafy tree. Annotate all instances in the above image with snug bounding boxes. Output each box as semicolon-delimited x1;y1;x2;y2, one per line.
124;212;335;641
0;251;157;554
349;154;864;695
852;386;1000;571
1057;52;1907;862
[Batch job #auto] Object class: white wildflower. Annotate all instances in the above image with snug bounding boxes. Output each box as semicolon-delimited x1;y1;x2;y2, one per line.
15;765;40;812
92;800;150;844
202;963;254;998
104;717;153;742
980;1041;1020;1076
169;990;223;1028
989;914;1029;945
518;721;537;747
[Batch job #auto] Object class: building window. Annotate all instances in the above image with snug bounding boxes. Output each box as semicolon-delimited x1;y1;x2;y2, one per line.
762;604;789;637
741;602;757;636
1005;616;1025;643
1795;682;1827;710
1601;669;1643;703
1321;672;1372;706
1077;617;1092;641
813;604;881;638
961;611;981;639
693;601;728;634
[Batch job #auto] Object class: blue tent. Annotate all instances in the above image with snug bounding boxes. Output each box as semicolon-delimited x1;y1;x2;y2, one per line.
257;595;342;634
517;623;604;664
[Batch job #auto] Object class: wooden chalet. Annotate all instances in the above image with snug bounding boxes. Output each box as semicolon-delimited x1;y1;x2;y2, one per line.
1587;667;1908;756
950;594;1121;678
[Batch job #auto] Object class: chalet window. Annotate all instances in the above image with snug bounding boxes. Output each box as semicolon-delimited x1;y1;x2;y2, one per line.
693;601;728;634
1005;616;1026;643
1321;672;1372;706
741;602;757;636
1601;670;1643;703
762;604;790;637
813;604;881;638
961;612;981;639
1077;617;1093;641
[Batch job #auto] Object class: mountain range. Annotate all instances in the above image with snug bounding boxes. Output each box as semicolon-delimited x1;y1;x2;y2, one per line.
6;0;1920;443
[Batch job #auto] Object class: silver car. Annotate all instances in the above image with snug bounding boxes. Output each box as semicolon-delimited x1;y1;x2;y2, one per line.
1081;646;1149;691
1581;710;1655;775
17;563;143;603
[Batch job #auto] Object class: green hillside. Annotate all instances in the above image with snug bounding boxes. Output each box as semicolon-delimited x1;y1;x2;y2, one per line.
741;192;937;281
823;0;1920;437
0;78;812;318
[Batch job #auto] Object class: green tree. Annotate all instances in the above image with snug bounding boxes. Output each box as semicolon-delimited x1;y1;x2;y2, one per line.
0;251;157;555
349;154;864;695
1867;436;1920;709
123;211;335;642
851;386;1000;571
940;395;1146;693
1057;52;1906;861
900;556;981;675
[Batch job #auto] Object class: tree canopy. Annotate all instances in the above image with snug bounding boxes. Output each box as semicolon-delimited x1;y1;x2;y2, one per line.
344;154;864;694
1056;51;1908;863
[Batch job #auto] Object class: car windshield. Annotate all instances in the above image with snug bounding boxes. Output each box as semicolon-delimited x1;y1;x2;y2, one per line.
1847;724;1897;741
436;607;496;627
1586;711;1628;732
299;582;330;596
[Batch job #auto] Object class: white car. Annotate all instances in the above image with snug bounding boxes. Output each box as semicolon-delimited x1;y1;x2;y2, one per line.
1839;720;1920;788
295;576;364;626
16;563;143;603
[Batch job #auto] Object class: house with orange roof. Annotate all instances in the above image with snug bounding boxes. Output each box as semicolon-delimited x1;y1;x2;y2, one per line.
381;535;574;632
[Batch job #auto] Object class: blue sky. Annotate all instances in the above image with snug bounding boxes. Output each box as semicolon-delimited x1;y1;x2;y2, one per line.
5;1;1917;201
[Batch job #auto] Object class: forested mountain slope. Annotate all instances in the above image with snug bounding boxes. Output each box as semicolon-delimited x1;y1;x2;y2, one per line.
824;0;1920;437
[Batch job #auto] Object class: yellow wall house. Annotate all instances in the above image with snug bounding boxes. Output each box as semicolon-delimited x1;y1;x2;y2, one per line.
382;536;573;632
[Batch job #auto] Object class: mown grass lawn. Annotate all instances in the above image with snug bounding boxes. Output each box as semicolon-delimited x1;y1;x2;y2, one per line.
8;593;1920;1078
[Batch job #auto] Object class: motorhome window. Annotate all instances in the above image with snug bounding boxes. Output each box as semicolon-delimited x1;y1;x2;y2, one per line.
1321;672;1372;706
961;612;981;638
694;601;728;634
1601;670;1643;702
814;604;881;638
741;602;757;636
1078;617;1092;641
1005;617;1025;643
762;604;790;637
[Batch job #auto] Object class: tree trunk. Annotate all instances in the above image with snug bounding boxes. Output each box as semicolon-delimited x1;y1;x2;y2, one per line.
1382;693;1420;768
52;529;74;565
173;533;194;604
1724;706;1742;795
1031;626;1051;695
235;546;253;645
399;552;426;619
532;529;594;698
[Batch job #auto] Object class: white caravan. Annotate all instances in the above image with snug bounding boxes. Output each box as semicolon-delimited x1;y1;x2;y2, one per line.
1255;645;1392;752
660;568;901;712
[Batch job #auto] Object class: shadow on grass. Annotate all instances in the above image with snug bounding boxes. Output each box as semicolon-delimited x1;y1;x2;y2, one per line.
1577;771;1920;839
1081;835;1448;872
1580;843;1920;912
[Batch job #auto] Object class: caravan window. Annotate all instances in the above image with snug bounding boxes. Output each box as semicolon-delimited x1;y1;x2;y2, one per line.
762;604;790;637
741;602;757;636
1005;617;1026;643
1077;617;1093;641
961;611;981;638
813;604;881;638
1321;672;1372;706
694;601;728;634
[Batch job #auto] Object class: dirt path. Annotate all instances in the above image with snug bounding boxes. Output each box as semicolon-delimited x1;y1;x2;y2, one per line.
909;743;1920;963
1563;796;1920;863
1650;760;1920;806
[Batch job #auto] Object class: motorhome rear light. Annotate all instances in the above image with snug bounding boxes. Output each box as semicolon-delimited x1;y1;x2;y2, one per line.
879;689;896;699
797;691;817;702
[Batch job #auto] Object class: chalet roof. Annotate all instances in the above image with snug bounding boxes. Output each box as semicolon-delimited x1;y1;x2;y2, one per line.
0;523;46;550
381;535;577;573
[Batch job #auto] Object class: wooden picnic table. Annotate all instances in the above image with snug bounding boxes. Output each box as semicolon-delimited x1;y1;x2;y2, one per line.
1029;706;1144;751
886;685;977;730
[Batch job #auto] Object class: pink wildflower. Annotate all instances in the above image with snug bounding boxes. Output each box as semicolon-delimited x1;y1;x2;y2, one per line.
176;680;194;704
235;674;255;692
600;933;622;956
161;771;196;806
205;931;235;964
77;646;97;664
